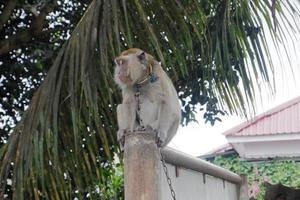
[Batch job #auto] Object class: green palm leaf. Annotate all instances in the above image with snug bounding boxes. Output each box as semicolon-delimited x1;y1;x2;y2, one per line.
0;0;299;199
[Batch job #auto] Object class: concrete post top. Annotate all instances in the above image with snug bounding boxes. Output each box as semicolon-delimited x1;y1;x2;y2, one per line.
124;130;158;144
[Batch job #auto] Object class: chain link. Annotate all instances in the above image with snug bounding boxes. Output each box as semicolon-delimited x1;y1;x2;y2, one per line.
159;148;176;200
135;90;144;127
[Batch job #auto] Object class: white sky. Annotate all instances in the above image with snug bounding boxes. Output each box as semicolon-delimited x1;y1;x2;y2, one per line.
169;13;300;157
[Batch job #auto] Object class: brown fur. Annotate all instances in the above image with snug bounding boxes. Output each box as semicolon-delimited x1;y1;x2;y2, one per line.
114;48;181;147
121;48;140;56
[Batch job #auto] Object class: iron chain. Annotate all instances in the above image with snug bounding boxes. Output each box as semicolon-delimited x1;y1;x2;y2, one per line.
135;90;144;127
159;148;176;200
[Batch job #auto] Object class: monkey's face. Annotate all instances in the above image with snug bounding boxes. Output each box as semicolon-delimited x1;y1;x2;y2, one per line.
114;48;149;88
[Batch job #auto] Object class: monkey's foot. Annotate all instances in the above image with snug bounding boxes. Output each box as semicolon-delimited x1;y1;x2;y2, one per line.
156;131;166;147
135;125;146;132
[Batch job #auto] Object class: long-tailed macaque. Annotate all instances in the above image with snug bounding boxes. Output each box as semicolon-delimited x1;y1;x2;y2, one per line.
114;48;181;147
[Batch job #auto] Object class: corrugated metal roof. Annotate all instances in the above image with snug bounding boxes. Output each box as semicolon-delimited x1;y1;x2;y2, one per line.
204;143;233;155
223;96;300;136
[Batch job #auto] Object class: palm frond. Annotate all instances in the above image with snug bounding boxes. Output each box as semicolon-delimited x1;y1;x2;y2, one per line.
0;0;299;199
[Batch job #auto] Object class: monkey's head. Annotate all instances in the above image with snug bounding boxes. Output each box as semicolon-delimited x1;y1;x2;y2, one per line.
114;48;157;88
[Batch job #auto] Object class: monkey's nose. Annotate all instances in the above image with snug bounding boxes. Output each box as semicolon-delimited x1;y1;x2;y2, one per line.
115;57;127;66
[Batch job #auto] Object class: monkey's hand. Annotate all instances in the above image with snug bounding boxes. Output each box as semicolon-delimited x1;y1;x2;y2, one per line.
117;129;128;149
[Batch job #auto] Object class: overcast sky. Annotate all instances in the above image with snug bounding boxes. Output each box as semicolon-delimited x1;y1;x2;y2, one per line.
169;13;300;156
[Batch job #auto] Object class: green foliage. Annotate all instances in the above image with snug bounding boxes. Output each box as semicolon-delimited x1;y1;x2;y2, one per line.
98;163;124;200
81;162;124;200
213;155;300;199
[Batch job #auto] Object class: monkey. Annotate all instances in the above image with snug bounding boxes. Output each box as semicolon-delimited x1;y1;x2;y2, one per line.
114;48;181;147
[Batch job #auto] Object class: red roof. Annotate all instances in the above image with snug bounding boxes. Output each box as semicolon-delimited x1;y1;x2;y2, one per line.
223;96;300;137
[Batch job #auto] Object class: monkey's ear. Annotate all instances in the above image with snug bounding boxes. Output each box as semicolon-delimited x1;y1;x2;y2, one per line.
137;51;146;61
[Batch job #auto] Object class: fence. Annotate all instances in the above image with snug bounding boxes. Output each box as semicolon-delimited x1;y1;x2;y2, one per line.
124;132;248;200
160;147;248;200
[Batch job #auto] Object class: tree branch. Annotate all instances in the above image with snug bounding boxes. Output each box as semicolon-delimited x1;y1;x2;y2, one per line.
0;0;18;30
31;2;56;35
0;27;70;55
0;2;58;55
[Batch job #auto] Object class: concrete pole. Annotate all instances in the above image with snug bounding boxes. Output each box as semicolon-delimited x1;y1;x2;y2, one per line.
124;131;161;200
239;174;249;200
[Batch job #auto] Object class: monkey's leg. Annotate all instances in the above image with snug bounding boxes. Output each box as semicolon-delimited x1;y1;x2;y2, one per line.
163;118;180;146
149;102;168;145
117;104;127;146
117;104;126;130
127;102;138;131
151;102;180;146
117;103;137;146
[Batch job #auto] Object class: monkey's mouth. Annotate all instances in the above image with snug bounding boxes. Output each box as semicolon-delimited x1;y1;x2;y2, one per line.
117;67;132;84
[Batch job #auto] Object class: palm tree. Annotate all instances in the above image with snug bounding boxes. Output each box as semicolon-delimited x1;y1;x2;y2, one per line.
0;0;299;199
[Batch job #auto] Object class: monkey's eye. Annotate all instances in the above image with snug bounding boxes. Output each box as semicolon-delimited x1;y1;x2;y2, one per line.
137;52;146;61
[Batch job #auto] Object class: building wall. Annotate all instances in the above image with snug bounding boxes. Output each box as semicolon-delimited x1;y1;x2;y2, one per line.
160;163;239;200
232;140;300;159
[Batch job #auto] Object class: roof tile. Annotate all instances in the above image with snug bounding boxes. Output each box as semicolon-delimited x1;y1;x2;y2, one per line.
223;96;300;136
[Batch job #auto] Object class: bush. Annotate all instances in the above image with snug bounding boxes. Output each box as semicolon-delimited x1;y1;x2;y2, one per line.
212;155;300;199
